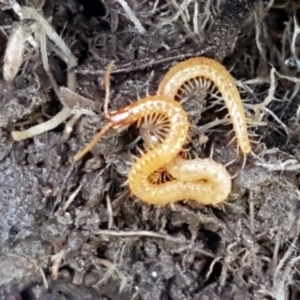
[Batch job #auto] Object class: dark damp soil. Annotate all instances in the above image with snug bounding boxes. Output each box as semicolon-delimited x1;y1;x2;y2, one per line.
1;0;300;299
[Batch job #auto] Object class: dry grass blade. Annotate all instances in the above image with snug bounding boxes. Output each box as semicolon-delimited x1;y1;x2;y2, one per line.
95;229;186;243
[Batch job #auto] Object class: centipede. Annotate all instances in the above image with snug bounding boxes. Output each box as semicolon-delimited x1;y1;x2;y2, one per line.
74;57;251;206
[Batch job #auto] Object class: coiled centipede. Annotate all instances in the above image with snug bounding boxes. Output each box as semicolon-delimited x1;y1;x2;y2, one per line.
157;57;251;155
74;57;251;206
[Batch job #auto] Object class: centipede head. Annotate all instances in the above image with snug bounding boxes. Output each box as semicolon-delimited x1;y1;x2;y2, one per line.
108;107;135;126
74;60;130;162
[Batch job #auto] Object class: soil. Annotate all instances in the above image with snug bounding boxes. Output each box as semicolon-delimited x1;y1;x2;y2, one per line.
0;0;300;299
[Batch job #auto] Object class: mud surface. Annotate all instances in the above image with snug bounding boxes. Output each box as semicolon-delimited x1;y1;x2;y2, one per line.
1;0;300;299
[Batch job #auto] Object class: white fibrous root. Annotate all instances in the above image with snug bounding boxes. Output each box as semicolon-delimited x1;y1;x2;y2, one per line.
9;5;84;142
3;20;36;82
116;0;146;34
11;107;72;141
11;87;96;141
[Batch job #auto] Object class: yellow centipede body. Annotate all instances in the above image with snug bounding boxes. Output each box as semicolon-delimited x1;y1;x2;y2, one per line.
157;57;252;154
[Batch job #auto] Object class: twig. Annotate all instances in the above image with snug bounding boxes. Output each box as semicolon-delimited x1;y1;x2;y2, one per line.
254;159;300;171
116;0;146;34
104;61;115;118
106;195;113;230
51;161;77;215
51;250;67;280
95;229;186;243
61;183;83;212
39;267;49;289
205;257;222;280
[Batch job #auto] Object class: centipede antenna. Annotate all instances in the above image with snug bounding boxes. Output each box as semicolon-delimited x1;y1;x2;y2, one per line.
104;61;115;119
74;122;113;161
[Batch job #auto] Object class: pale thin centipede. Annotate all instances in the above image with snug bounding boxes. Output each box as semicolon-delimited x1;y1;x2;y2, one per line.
74;60;232;206
137;59;226;186
121;96;231;205
157;57;252;154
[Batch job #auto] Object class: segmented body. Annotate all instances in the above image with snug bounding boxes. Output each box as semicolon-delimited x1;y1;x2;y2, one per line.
109;95;231;205
74;57;247;205
157;57;251;154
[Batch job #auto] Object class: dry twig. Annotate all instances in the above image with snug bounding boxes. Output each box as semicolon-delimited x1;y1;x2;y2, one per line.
95;229;186;243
